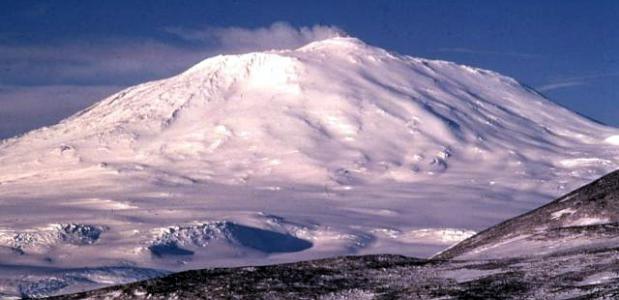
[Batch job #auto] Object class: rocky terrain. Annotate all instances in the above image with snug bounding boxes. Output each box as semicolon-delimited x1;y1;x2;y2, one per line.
48;170;619;299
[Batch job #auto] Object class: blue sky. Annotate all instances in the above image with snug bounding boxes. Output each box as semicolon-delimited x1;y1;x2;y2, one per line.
1;0;617;139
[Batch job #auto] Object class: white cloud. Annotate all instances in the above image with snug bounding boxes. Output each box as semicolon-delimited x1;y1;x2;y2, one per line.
0;39;209;86
164;22;345;53
1;23;345;87
437;47;540;59
0;84;123;139
536;81;587;92
537;72;619;92
0;22;344;139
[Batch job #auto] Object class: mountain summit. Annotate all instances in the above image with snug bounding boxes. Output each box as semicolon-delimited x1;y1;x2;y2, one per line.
0;37;618;297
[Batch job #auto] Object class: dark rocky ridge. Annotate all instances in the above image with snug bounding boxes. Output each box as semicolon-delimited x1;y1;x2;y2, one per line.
47;170;619;299
46;250;619;299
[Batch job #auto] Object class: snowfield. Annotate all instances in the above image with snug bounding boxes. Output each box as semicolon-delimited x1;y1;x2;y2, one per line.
43;171;619;300
0;37;618;297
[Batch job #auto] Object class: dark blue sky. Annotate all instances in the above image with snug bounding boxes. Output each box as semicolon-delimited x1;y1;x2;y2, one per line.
1;0;617;139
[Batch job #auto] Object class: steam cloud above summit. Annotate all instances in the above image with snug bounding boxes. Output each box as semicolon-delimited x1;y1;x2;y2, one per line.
165;22;346;52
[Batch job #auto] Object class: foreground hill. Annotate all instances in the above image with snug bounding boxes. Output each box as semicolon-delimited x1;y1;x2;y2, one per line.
50;252;619;299
52;171;619;299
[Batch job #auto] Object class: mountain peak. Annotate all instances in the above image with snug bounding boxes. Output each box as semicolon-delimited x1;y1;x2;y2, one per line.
297;36;368;50
183;36;376;77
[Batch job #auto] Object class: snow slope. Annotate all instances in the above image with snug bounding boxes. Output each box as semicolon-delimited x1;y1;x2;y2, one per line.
50;171;619;300
0;37;618;297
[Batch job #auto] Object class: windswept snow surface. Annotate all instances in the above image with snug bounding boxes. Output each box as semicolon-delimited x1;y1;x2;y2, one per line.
0;37;618;297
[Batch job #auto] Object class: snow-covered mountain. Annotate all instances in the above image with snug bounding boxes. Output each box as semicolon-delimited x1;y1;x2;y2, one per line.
0;37;618;297
2;37;618;188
